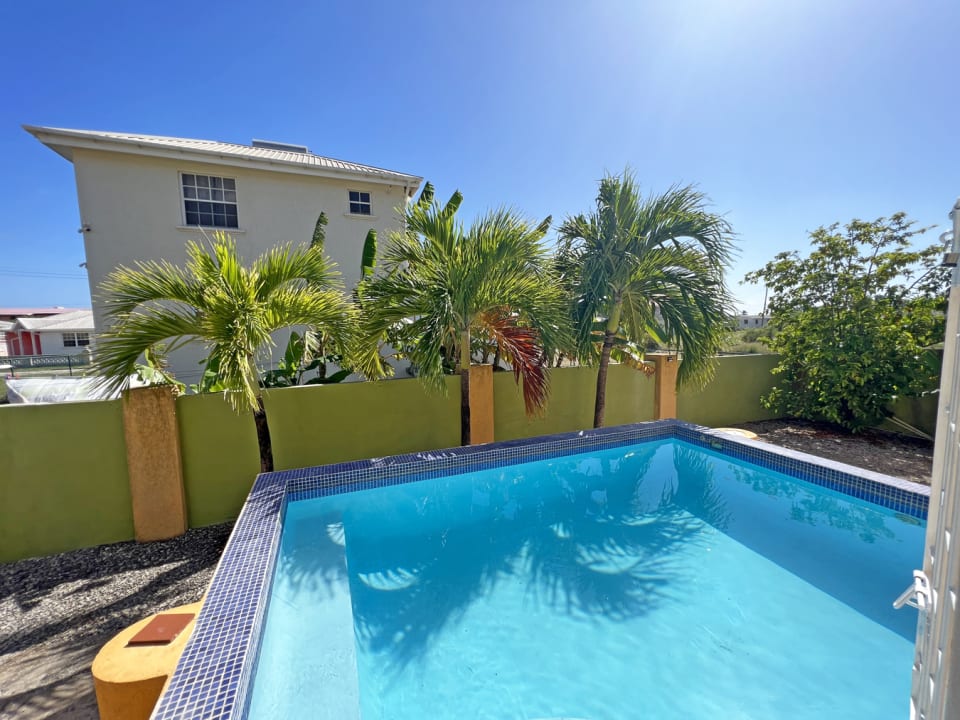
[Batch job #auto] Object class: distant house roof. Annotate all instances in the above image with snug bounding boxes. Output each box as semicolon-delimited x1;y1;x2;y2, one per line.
24;125;423;190
0;307;83;318
16;309;94;331
0;320;13;332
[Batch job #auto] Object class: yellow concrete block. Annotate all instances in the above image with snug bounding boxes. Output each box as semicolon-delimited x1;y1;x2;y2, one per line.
92;601;202;720
122;386;187;541
467;364;495;444
651;353;679;420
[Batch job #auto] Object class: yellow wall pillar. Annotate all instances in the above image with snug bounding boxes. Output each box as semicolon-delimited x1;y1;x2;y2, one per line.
467;364;495;444
651;353;679;420
122;386;187;541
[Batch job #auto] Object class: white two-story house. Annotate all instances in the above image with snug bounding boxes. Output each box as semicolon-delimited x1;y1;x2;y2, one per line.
26;125;422;383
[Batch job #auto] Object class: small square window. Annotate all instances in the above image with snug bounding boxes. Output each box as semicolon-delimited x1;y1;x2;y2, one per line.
348;190;372;215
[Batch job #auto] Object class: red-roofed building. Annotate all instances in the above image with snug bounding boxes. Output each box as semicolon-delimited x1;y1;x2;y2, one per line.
0;307;89;357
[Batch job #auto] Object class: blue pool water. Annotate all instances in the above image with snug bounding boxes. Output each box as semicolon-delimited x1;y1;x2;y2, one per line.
247;439;924;719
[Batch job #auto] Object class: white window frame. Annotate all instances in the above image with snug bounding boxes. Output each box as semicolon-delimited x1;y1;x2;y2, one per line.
62;332;91;347
180;172;240;229
348;190;372;216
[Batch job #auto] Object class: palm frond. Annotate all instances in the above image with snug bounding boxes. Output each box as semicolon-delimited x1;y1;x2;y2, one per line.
97;259;201;316
92;307;203;397
92;232;357;412
254;241;342;299
360;187;570;409
480;309;549;415
558;171;735;388
265;287;357;360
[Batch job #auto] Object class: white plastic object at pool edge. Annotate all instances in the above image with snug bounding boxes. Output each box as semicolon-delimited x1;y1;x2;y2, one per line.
893;569;931;611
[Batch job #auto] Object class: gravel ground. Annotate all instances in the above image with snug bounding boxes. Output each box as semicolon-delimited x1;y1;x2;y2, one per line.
0;523;232;720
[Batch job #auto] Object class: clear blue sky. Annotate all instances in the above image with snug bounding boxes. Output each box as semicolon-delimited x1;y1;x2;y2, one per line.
1;0;957;312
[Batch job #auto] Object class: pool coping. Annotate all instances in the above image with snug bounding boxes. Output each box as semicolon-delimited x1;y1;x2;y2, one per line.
149;419;931;720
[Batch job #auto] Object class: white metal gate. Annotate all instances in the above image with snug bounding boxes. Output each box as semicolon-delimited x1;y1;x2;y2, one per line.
905;199;960;719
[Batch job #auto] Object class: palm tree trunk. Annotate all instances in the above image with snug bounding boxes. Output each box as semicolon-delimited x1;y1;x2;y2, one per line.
253;396;274;473
460;328;471;445
594;303;623;428
594;332;616;428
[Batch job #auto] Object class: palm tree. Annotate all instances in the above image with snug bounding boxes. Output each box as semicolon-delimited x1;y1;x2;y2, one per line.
559;171;734;428
92;232;358;472
357;183;569;445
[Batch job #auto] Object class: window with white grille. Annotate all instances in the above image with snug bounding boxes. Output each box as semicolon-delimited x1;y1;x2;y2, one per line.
181;173;239;228
63;332;90;347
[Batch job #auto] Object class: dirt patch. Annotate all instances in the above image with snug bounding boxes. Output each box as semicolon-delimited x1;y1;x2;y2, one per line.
734;419;933;485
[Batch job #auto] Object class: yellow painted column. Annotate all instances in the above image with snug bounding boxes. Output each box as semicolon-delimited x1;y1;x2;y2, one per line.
650;353;679;420
467;364;495;444
122;386;187;541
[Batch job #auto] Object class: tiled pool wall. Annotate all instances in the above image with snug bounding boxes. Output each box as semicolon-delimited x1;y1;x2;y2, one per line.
149;419;931;720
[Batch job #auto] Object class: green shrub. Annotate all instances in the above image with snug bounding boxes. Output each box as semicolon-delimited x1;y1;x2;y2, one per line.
745;213;948;431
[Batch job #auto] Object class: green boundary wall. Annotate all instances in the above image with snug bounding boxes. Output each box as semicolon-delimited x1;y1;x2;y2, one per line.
677;354;780;427
1;354;941;562
0;400;134;563
494;364;655;440
885;393;939;438
177;392;260;528
266;375;461;471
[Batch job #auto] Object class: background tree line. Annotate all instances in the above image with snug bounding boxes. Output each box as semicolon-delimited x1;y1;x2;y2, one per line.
90;170;949;471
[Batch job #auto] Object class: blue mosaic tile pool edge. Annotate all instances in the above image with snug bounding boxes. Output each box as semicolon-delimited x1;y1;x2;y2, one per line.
151;470;285;720
149;419;931;720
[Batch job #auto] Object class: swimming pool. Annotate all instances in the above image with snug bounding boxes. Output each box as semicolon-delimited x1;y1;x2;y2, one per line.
150;420;929;720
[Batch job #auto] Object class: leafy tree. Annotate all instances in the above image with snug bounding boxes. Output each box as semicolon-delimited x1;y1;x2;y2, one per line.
740;327;772;344
357;183;569;445
558;171;735;427
92;232;358;471
744;213;948;431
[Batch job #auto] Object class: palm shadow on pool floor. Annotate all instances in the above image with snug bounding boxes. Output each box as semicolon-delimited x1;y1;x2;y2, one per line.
277;444;732;675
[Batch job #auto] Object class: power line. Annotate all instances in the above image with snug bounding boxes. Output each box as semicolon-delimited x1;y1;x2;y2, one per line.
0;268;88;280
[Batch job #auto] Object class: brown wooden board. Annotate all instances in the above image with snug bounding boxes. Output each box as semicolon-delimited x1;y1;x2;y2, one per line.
126;613;195;646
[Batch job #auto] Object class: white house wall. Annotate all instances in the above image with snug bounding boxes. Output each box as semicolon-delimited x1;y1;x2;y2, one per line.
72;148;407;383
36;330;92;356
